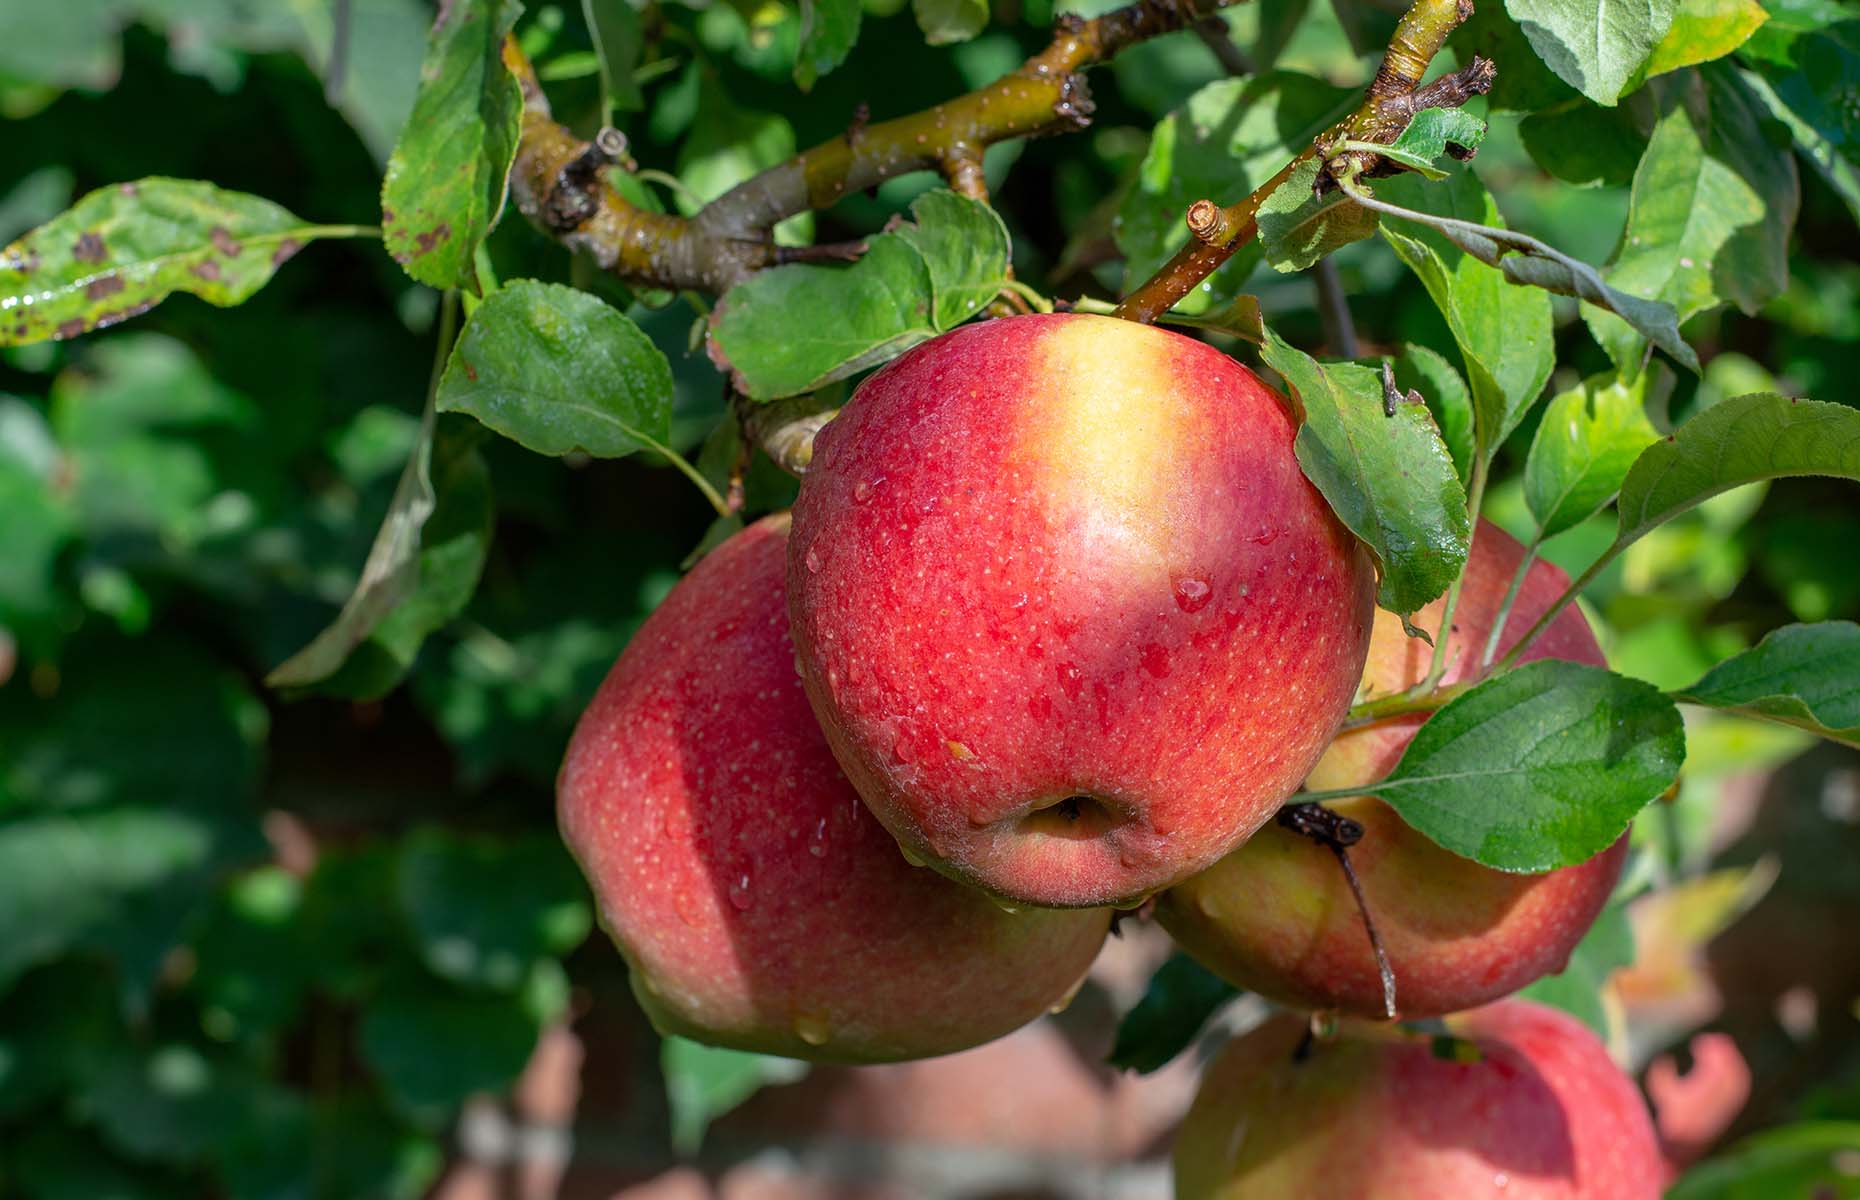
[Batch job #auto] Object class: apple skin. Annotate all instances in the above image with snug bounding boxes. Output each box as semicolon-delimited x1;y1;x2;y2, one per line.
557;515;1110;1063
1174;998;1666;1199
1156;520;1627;1017
787;313;1376;908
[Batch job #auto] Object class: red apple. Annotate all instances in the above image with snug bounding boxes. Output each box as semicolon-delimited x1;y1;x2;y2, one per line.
557;516;1110;1062
1174;998;1665;1199
787;313;1376;908
1156;520;1627;1017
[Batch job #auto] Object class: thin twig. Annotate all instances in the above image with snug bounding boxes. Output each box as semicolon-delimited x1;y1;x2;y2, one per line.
1313;256;1359;358
1278;803;1398;1020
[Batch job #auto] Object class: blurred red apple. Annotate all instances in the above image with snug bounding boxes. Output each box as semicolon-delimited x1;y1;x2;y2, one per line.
1156;520;1627;1017
557;516;1109;1062
787;313;1376;908
1174;998;1665;1199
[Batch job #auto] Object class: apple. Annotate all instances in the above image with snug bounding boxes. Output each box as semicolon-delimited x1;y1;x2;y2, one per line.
1156;519;1627;1017
786;312;1376;908
557;515;1110;1062
1174;998;1666;1199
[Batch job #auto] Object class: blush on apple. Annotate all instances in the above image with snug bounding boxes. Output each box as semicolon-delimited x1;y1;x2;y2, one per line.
786;313;1376;908
558;516;1110;1062
1156;519;1627;1018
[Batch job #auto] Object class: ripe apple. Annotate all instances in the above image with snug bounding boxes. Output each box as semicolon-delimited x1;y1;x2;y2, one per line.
557;516;1110;1062
1156;519;1627;1017
786;313;1376;908
1174;998;1666;1199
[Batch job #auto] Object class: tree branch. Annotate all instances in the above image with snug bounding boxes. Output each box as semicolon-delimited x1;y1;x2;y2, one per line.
1114;0;1489;322
506;0;1241;295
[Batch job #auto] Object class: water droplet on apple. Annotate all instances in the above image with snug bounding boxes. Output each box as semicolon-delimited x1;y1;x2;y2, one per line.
793;1014;831;1046
728;871;754;910
1173;577;1213;613
1249;528;1281;546
853;477;882;502
804;547;823;573
674;889;703;928
989;895;1021;915
1047;972;1087;1014
1493;1173;1509;1190
808;816;829;857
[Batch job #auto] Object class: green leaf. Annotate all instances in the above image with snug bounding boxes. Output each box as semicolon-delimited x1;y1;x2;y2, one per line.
1257;157;1379;272
1385;343;1474;486
1641;0;1769;78
361;965;564;1117
912;0;988;45
1610;393;1860;554
709;190;1009;400
662;1036;809;1154
1118;73;1358;313
398;829;593;991
1523;367;1664;540
1363;174;1697;377
268;418;493;697
1375;172;1556;458
1518;99;1650;188
0;179;334;347
438;280;676;456
796;0;862;88
584;0;645;112
1673;621;1860;747
1590;65;1798;365
1261;327;1471;614
1157;294;1265;343
80;1043;259;1163
1517;902;1634;1034
1460;0;1583;112
1379;106;1490;177
1107;953;1238;1074
1254;0;1312;68
380;0;523;292
1504;0;1679;105
891;189;1012;330
1668;1123;1860;1200
1365;661;1686;872
188;869;313;1042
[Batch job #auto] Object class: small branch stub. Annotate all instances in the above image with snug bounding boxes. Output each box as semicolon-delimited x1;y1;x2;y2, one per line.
1278;802;1400;1021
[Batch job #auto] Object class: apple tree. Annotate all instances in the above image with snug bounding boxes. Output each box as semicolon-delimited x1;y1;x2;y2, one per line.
2;0;1858;1194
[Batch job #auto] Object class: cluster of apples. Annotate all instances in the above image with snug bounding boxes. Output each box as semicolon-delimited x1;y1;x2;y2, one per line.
560;314;1665;1196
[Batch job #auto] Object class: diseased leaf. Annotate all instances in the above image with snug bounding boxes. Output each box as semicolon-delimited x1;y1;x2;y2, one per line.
1258;157;1379;272
1673;621;1860;747
1374;172;1556;457
1365;661;1686;872
912;0;988;45
662;1037;808;1154
1505;0;1679;105
1386;343;1474;486
438;280;676;456
0;179;332;347
796;0;862;89
1108;953;1238;1074
1261;327;1471;614
1523;367;1664;540
1118;73;1358;313
380;0;523;291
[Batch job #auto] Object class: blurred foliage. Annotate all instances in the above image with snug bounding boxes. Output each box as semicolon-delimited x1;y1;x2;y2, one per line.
0;0;1855;1192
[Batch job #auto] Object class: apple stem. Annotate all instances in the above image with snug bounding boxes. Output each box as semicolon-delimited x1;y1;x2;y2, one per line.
1478;541;1540;670
1277;804;1400;1020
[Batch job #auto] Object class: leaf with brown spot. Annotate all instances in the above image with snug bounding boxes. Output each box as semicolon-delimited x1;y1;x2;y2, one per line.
380;0;523;292
0;178;352;347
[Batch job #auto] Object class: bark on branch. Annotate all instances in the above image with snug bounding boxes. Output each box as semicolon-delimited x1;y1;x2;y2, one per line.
506;0;1241;295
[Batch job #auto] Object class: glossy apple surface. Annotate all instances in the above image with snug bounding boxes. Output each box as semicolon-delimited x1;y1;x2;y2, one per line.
1157;520;1627;1017
787;313;1376;907
558;516;1110;1062
1174;998;1665;1199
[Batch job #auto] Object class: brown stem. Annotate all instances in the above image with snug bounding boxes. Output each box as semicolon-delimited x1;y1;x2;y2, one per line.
1114;0;1487;323
507;0;1240;294
1277;803;1398;1020
737;391;840;476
